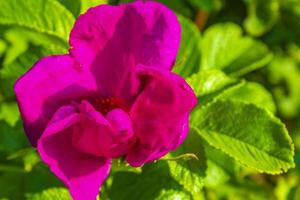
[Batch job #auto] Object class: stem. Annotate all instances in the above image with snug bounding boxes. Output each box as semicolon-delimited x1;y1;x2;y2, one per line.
161;153;199;162
195;10;209;31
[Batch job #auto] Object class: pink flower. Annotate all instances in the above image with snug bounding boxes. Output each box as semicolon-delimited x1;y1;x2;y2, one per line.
14;1;197;200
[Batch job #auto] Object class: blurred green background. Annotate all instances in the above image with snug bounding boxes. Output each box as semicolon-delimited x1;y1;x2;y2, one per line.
0;0;300;199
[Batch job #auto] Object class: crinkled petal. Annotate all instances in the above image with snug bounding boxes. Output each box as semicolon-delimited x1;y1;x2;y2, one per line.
69;1;180;98
72;101;135;158
106;108;135;157
14;55;97;146
126;67;197;167
37;105;111;200
72;101;113;158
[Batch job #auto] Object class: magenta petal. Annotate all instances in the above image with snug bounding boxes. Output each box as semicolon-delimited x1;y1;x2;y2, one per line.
106;108;135;157
70;1;180;70
14;55;97;146
126;67;197;167
69;1;180;99
37;105;111;200
72;101;134;158
72;101;113;158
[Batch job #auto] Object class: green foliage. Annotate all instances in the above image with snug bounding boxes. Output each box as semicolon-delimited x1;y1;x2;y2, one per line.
191;99;294;174
217;81;276;112
0;0;74;46
0;39;6;56
203;144;237;187
188;0;223;11
0;166;63;199
109;162;191;200
267;54;300;118
0;102;19;126
167;130;206;196
0;0;299;199
200;23;273;76
56;0;81;17
187;69;237;98
174;15;202;77
244;0;280;36
26;188;71;200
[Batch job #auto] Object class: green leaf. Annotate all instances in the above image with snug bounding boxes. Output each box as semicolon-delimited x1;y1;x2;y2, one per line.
0;102;19;126
154;189;191;200
0;77;15;100
0;165;63;199
23;150;41;172
3;28;28;65
80;0;108;14
244;0;280;36
204;160;230;188
6;148;40;172
186;69;275;113
109;162;191;200
200;23;273;76
203;141;241;179
0;121;28;154
203;143;240;187
186;69;237;97
191;99;295;174
0;0;75;45
267;55;300;118
5;27;68;53
216;81;276;113
167;130;206;196
174;15;202;78
206;180;269;200
26;188;71;200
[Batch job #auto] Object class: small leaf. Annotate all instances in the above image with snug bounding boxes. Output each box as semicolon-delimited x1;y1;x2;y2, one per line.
201;23;272;76
167;130;206;195
191;99;295;174
0;102;19;126
244;0;280;36
23;150;40;172
3;28;28;65
267;55;300;118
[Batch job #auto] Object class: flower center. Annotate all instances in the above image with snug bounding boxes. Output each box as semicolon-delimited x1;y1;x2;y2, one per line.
93;97;123;114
